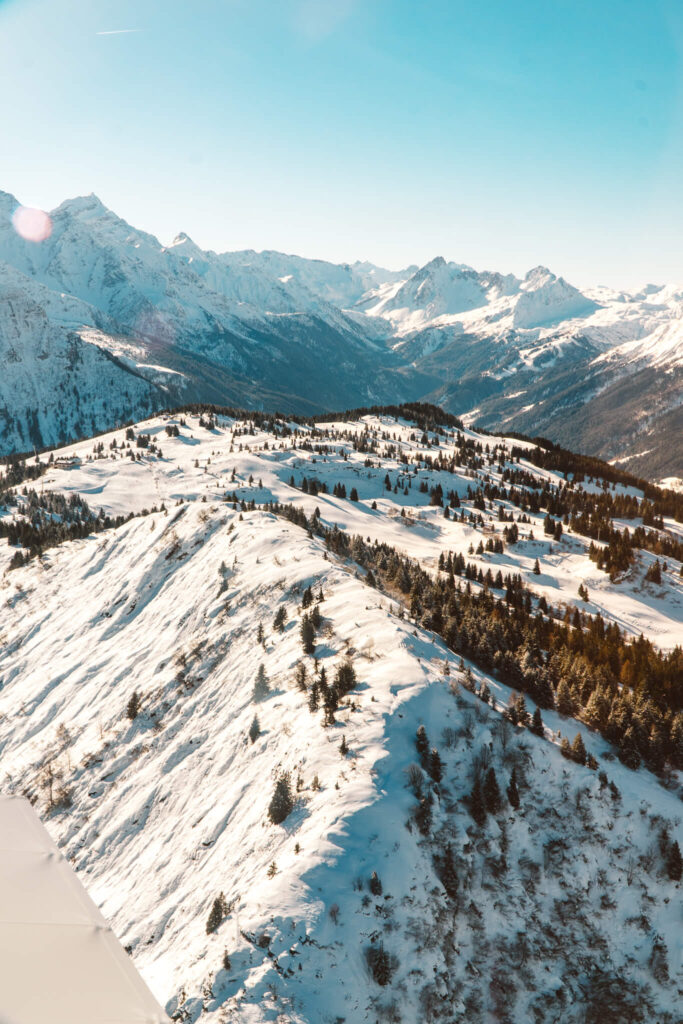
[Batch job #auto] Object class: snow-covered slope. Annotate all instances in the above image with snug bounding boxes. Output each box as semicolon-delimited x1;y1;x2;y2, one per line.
0;261;170;452
0;411;681;1022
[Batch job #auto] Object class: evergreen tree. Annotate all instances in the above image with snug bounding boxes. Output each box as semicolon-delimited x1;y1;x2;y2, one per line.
335;660;356;697
571;732;587;765
532;558;541;575
339;734;348;756
415;725;430;766
253;663;270;701
470;774;487;826
368;943;392;986
530;706;544;736
295;662;307;692
644;560;662;584
268;773;294;824
349;487;359;501
415;795;432;835
257;621;265;645
667;840;682;881
514;693;531;727
506;767;520;810
300;614;315;654
249;715;260;744
556;680;575;716
126;691;142;720
439;842;458;899
428;748;443;783
323;683;337;726
618;727;642;770
273;606;287;632
369;870;383;896
483;767;502;814
206;892;228;934
308;679;320;712
301;586;313;608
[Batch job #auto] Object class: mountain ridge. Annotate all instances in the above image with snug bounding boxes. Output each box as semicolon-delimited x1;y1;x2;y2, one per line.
0;189;681;478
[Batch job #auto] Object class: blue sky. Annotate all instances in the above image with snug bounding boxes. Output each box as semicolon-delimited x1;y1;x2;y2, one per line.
1;0;682;287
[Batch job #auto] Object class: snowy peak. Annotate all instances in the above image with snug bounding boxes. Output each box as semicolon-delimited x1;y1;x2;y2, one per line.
52;192;110;220
513;265;598;328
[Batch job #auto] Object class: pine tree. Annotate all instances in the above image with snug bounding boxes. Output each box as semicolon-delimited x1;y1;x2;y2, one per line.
556;680;575;716
369;870;383;896
506;767;520;810
323;683;337;727
667;840;682;881
273;606;287;632
532;558;541;575
249;715;260;744
645;560;662;584
295;662;307;692
126;691;142;720
257;621;264;645
300;614;315;655
308;679;320;712
470;774;487;826
428;748;443;783
415;725;429;766
339;734;348;756
618;726;641;770
268;773;294;824
440;842;458;898
483;767;502;814
514;693;530;727
206;892;228;934
415;795;432;835
530;706;544;736
253;663;270;701
571;732;587;765
334;660;356;697
369;943;392;986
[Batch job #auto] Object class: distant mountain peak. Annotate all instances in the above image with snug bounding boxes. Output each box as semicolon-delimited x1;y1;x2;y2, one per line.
54;193;110;218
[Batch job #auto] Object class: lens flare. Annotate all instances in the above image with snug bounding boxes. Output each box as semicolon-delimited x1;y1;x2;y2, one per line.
12;205;52;243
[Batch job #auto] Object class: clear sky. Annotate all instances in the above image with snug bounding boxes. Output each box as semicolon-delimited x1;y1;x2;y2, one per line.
1;0;682;288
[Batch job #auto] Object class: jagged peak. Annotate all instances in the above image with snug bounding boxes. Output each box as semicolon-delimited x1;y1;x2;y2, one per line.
170;231;202;252
524;265;555;284
52;193;110;219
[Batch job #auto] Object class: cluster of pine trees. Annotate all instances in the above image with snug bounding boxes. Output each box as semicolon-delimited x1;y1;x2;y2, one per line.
2;487;133;567
265;500;682;772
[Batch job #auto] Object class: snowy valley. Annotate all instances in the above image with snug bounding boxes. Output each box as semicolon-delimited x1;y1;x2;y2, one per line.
1;189;682;480
0;407;681;1023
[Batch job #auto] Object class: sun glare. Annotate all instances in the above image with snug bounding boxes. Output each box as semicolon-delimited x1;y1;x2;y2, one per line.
12;205;52;242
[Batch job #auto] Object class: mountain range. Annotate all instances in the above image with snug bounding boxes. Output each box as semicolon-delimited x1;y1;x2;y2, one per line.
1;189;681;481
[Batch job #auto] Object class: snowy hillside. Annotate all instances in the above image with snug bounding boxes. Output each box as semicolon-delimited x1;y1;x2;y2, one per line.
0;408;681;1023
1;187;683;475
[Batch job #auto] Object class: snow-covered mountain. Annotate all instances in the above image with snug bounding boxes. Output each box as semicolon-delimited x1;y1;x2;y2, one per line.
0;187;682;476
0;409;681;1022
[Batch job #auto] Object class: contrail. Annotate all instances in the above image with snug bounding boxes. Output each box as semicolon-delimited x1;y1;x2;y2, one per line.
96;29;142;35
